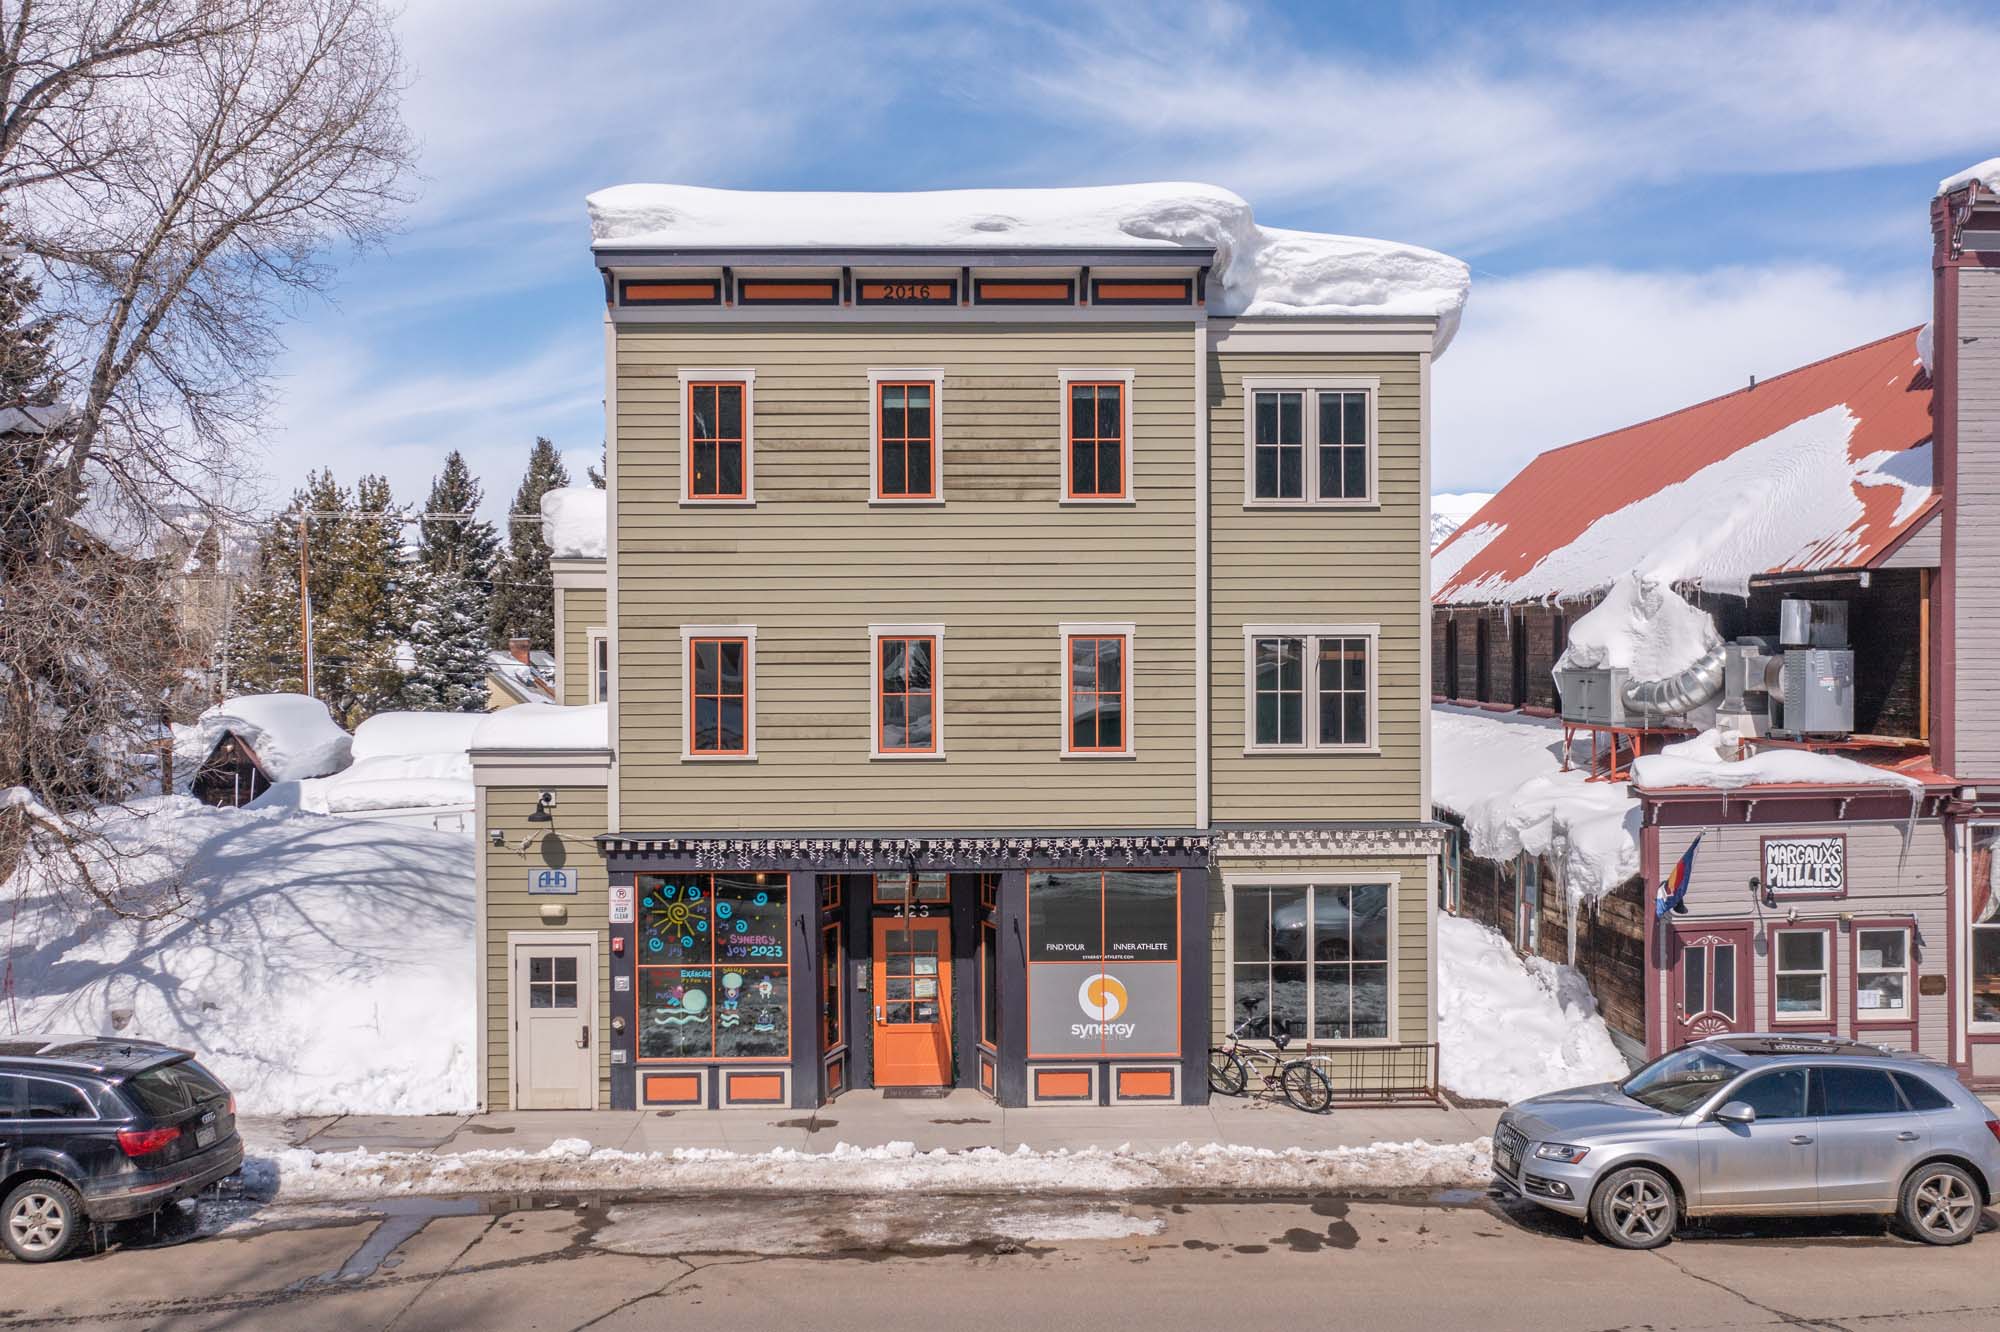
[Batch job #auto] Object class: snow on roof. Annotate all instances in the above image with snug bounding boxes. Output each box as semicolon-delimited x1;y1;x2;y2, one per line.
486;651;554;704
1430;492;1494;549
541;485;606;560
1432;705;1640;910
1630;728;1931;795
350;711;485;761
1939;157;2000;197
0;402;75;436
1556;573;1720;682
471;702;609;753
1433;329;1935;605
587;182;1471;352
175;694;352;783
258;710;483;816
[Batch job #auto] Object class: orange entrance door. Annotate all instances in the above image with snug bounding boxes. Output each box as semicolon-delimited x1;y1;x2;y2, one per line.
872;917;952;1086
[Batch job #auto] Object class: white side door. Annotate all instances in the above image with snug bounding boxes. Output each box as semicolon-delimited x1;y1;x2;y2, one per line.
512;940;595;1110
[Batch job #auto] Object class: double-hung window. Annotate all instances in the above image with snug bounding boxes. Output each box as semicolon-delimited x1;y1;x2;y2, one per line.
681;371;754;502
869;370;943;501
683;626;756;759
587;629;610;704
1854;926;1912;1021
1973;826;2000;1027
1060;623;1134;757
1772;927;1830;1020
870;624;943;757
1243;378;1378;506
1228;881;1392;1042
1058;370;1133;502
1243;625;1378;752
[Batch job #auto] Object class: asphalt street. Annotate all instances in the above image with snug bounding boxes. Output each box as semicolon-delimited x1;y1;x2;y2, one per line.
2;1189;1996;1331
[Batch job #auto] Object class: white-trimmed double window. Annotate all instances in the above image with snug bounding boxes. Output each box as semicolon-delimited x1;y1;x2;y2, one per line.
1242;624;1378;753
1772;927;1831;1021
1241;377;1378;506
1059;622;1134;757
1226;879;1394;1043
1057;369;1135;503
869;624;944;758
681;624;757;760
587;628;609;704
679;369;756;503
867;369;944;503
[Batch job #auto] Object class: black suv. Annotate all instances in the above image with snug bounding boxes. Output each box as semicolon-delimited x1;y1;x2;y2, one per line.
0;1036;243;1261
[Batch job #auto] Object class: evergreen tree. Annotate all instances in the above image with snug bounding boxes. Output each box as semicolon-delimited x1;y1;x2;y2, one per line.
402;561;490;712
223;493;311;697
417;450;499;580
318;474;406;726
0;225;66;561
488;437;569;649
587;446;605;489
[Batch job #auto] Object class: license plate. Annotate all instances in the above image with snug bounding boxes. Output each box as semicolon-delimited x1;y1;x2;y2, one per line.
195;1125;217;1149
1496;1145;1518;1176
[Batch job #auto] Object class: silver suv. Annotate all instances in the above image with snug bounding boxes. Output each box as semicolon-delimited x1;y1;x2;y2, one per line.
1493;1034;2000;1249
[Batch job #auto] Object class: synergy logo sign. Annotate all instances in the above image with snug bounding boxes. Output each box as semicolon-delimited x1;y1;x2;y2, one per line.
1072;972;1135;1039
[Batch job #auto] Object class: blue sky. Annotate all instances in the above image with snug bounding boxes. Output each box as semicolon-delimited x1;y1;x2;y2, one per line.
262;0;2000;517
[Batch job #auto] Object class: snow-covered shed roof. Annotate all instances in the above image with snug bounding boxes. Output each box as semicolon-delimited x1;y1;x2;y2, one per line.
541;486;605;561
1433;328;1935;606
269;711;481;816
175;694;352;783
587;182;1471;353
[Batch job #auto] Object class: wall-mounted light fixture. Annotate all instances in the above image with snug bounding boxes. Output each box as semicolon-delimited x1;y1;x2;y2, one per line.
527;789;557;823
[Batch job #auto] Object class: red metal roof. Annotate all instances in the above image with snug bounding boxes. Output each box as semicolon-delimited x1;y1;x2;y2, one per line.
1434;327;1935;605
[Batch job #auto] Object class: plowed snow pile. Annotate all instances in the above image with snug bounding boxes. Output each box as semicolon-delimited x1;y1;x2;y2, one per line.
1437;916;1628;1104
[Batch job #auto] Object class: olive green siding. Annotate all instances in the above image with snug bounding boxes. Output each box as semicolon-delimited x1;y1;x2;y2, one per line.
613;322;1199;833
1209;854;1433;1050
560;585;606;707
1207;351;1426;821
481;785;612;1109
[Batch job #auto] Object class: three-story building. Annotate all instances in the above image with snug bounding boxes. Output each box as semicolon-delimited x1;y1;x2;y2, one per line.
471;183;1468;1111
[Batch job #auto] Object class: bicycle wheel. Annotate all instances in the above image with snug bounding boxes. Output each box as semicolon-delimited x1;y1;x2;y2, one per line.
1207;1047;1249;1097
1279;1060;1333;1113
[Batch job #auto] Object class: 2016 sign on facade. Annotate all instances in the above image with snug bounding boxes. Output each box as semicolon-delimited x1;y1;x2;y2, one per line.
1761;835;1846;897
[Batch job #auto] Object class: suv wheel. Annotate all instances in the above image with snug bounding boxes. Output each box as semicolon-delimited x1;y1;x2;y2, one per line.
1589;1166;1678;1250
1899;1163;1982;1246
3;1179;85;1263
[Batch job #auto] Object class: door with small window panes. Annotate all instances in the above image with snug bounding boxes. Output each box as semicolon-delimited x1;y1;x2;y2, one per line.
513;941;595;1109
1669;924;1749;1044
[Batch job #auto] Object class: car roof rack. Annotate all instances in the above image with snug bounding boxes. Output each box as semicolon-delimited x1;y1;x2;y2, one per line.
0;1036;184;1074
1702;1033;1895;1059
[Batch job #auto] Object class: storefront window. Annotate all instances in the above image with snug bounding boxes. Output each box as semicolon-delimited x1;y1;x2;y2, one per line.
1855;927;1909;1020
1773;928;1829;1019
637;872;789;1060
1025;870;1180;1058
1974;827;2000;1025
872;871;950;904
822;919;844;1051
1231;883;1390;1042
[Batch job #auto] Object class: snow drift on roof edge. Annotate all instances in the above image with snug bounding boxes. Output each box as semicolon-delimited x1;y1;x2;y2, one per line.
541;485;605;560
1939;157;2000;197
586;182;1470;354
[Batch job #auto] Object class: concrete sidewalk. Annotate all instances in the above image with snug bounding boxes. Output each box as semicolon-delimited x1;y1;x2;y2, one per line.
250;1091;1498;1159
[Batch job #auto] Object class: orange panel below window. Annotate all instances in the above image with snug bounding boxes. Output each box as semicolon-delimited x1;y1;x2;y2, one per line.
642;1073;702;1105
738;280;838;303
1093;281;1191;303
1117;1069;1175;1099
980;1059;995;1092
725;1072;785;1104
977;281;1072;301
623;281;719;303
1034;1069;1092;1100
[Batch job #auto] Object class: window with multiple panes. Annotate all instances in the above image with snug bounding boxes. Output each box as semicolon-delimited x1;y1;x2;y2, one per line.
1246;628;1376;751
1854;927;1911;1020
875;633;938;755
589;631;609;704
1773;928;1830;1020
1247;383;1376;505
1063;629;1130;755
687;636;750;756
876;381;936;499
636;873;790;1060
1229;882;1391;1042
1974;825;2000;1026
686;381;748;499
1065;380;1126;499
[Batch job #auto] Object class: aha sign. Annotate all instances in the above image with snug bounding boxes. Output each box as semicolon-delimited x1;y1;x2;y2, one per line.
528;868;578;895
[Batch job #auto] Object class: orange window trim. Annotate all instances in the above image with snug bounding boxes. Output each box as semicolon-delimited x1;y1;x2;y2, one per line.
686;382;747;500
1066;381;1125;499
876;635;938;753
1066;634;1127;752
876;381;937;499
688;636;750;755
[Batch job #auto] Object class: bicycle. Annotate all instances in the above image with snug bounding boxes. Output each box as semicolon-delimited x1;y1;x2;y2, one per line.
1207;997;1333;1112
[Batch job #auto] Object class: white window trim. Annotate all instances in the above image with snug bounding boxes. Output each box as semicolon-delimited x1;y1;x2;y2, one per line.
677;368;757;506
1058;620;1137;758
1240;623;1381;755
1055;368;1137;506
1239;375;1380;509
586;626;609;705
867;623;947;759
866;368;946;505
1771;926;1832;1022
1853;925;1913;1024
679;623;758;761
1220;873;1401;1048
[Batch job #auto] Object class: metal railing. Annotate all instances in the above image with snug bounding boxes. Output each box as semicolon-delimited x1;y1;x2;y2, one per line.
1295;1041;1443;1106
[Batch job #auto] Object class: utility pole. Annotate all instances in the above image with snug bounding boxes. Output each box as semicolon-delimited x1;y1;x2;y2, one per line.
298;513;314;699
